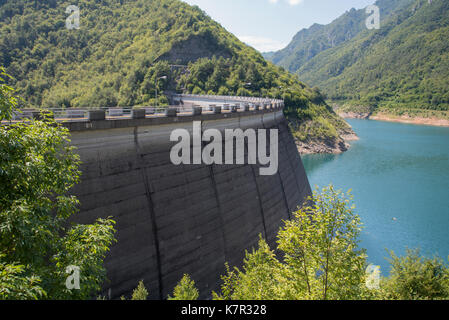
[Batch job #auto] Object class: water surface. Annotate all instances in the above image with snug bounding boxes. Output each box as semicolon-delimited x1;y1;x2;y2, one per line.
302;119;449;273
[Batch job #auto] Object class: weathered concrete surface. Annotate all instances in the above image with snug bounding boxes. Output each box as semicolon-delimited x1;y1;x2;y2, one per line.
67;109;311;300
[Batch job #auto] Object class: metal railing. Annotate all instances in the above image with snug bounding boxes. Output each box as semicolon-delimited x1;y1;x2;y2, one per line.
9;94;284;122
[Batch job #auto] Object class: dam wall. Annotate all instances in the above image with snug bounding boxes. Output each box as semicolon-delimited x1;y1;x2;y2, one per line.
65;105;312;300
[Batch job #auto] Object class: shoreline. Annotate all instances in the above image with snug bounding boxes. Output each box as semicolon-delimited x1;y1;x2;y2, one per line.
369;113;449;127
297;131;359;155
337;111;449;127
300;110;449;155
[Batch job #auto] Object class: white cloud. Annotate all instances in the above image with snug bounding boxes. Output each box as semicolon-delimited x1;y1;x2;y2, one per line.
269;0;304;5
238;35;287;52
287;0;304;5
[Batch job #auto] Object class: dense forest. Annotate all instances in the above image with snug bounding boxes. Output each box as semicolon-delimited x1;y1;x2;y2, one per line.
266;0;449;118
0;0;351;147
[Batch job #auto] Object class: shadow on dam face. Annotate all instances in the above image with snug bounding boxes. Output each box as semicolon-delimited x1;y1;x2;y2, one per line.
65;109;312;300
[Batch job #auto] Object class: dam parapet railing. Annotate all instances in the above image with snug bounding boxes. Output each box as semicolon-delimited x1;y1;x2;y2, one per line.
8;94;284;124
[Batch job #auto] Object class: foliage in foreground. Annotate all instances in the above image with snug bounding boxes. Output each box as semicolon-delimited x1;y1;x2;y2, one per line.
0;69;116;300
162;186;449;301
118;275;199;301
131;281;149;301
213;186;369;300
168;274;199;300
380;249;449;300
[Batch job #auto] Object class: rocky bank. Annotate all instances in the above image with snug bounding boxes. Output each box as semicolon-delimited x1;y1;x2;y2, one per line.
296;127;359;155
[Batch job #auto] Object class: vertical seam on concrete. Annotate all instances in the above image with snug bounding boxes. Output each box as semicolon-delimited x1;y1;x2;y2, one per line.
280;120;302;209
208;165;228;263
202;122;228;264
283;119;312;201
262;114;291;220
252;115;268;238
133;127;163;300
250;165;267;239
277;165;292;220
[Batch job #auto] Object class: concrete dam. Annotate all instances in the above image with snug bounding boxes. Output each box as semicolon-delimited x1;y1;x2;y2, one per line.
63;95;312;299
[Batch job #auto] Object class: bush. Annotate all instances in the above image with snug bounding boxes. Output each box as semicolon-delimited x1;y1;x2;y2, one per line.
212;186;369;300
131;281;149;300
0;69;116;300
380;249;449;300
168;274;199;300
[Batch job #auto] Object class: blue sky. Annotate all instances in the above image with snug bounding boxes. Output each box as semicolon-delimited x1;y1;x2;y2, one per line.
182;0;376;52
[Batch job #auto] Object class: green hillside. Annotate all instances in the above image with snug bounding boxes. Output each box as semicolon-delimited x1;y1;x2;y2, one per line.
297;0;449;117
0;0;351;149
268;0;449;118
265;0;413;74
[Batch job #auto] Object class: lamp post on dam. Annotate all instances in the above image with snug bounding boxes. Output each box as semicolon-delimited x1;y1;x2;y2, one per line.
155;75;167;109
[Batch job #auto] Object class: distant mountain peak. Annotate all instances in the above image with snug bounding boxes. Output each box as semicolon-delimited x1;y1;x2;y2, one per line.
270;0;449;114
267;0;415;72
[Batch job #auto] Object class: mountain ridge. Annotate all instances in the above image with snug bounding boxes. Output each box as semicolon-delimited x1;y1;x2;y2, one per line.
266;0;449;120
264;0;414;73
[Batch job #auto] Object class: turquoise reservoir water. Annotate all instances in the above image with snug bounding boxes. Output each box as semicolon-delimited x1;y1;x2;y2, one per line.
302;119;449;273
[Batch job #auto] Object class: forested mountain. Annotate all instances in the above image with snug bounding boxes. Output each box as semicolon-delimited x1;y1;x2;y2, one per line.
267;0;449;118
264;0;413;74
0;0;352;150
